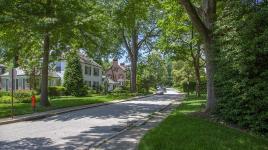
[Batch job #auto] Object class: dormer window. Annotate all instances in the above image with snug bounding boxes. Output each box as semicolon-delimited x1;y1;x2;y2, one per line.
56;63;61;72
93;68;99;76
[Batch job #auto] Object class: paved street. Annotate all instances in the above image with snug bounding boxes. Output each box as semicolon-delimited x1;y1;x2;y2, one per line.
0;88;181;150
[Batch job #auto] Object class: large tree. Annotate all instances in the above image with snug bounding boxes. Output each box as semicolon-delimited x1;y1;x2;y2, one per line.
157;0;205;97
179;0;217;112
0;1;105;106
109;0;160;93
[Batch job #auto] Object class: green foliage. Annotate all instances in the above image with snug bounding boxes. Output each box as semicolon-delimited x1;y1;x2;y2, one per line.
0;96;11;104
63;51;88;97
0;91;10;97
214;1;268;136
137;50;169;93
48;86;66;97
14;90;33;103
182;81;195;93
112;87;129;95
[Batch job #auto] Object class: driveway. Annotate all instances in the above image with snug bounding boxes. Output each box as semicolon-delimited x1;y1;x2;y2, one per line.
0;88;181;150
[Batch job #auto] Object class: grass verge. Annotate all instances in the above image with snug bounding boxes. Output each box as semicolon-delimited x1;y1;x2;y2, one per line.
139;95;268;150
0;93;143;118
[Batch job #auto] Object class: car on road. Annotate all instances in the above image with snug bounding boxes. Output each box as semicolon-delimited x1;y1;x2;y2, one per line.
156;88;164;95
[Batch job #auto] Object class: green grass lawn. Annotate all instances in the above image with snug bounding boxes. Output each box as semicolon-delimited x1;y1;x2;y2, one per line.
139;95;268;150
0;93;139;118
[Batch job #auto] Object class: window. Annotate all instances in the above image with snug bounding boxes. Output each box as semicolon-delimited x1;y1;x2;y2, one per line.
84;66;91;76
93;68;99;76
88;81;91;87
85;66;88;75
5;79;8;91
119;74;124;79
23;79;26;89
56;66;61;72
93;81;99;89
16;79;19;90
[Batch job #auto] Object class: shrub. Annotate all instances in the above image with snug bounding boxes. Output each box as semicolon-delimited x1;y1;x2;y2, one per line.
48;86;66;97
112;87;128;95
182;81;196;93
214;2;268;136
78;84;88;97
0;91;10;97
0;96;11;103
14;90;32;103
63;50;85;97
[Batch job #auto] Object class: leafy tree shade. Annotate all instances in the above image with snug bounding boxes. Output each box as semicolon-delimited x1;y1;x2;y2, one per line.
110;0;160;93
0;0;105;106
179;0;217;112
214;1;268;135
157;0;205;96
137;50;168;93
63;51;87;97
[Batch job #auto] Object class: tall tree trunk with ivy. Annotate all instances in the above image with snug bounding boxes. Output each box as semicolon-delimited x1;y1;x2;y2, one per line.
179;0;217;112
40;32;50;106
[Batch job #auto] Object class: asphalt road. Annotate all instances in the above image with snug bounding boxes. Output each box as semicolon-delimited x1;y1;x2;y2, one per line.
0;88;181;150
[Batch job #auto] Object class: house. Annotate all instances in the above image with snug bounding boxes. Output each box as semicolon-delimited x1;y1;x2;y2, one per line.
0;64;6;90
54;54;103;89
0;54;103;91
0;68;61;91
105;59;127;90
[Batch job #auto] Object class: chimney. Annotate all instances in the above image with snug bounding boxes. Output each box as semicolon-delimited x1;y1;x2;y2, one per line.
120;63;125;67
113;59;118;66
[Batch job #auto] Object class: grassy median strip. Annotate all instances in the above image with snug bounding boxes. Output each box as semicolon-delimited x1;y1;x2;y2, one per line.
139;95;268;150
0;94;138;118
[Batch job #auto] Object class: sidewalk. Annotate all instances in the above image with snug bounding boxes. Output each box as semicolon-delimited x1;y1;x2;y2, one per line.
0;95;153;126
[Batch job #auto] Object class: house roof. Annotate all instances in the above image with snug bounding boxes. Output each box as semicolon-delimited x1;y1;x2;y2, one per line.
79;54;102;68
108;78;117;84
118;65;126;71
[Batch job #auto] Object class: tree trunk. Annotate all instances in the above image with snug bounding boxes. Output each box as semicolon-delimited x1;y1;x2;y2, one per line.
129;29;138;93
204;37;216;112
130;58;137;93
193;58;201;97
40;32;50;107
179;0;217;112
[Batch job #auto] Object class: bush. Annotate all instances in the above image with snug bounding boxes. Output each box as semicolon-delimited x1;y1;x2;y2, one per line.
214;2;268;136
0;91;10;97
182;81;196;93
78;84;88;97
0;96;11;103
14;90;32;103
48;86;66;97
112;87;128;95
63;50;85;97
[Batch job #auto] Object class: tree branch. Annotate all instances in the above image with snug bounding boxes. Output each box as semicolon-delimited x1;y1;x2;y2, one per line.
122;29;133;59
178;0;209;40
137;27;159;49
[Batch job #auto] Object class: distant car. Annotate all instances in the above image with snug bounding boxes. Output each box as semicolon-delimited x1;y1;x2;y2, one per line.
163;87;167;93
156;89;164;95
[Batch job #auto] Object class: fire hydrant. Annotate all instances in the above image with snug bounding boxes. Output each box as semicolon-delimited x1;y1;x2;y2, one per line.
31;94;36;112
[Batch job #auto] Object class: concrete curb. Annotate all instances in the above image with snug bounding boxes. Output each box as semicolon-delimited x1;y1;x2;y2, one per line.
0;94;154;126
89;98;182;150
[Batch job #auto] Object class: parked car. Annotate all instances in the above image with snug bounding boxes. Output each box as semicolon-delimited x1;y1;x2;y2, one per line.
156;88;164;95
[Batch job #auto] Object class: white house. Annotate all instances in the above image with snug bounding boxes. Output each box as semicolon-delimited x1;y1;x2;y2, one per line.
0;68;60;91
54;54;103;89
0;54;103;91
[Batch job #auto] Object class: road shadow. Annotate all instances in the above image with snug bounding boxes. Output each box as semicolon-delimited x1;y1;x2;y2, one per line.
36;94;182;122
0;137;58;150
